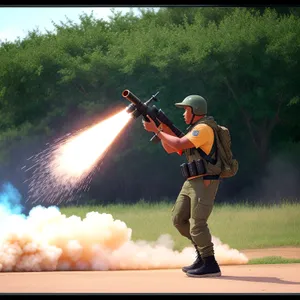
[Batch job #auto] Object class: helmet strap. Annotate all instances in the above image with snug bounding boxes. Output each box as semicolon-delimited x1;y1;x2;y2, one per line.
189;114;195;125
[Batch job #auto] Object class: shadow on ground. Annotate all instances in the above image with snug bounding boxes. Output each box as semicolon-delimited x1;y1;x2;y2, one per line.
218;275;300;285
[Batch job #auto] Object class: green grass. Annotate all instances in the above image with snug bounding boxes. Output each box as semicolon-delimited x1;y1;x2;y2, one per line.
210;202;300;250
249;256;300;264
60;201;300;252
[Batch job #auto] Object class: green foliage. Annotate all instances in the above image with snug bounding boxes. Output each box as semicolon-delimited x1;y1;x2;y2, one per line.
0;7;299;203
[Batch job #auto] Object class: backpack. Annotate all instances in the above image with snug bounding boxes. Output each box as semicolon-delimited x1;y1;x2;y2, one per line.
195;118;238;179
213;125;239;178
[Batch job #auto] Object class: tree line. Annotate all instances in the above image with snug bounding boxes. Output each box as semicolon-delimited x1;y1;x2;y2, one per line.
0;7;299;207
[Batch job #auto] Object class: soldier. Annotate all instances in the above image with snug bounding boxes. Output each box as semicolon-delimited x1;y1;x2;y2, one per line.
142;95;222;277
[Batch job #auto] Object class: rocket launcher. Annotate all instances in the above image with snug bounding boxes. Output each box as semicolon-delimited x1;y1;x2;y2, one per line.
122;89;184;143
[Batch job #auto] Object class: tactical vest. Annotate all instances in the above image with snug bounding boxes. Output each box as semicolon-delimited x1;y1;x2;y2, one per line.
183;116;222;178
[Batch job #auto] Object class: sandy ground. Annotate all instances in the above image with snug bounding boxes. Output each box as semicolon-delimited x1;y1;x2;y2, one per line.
1;247;299;294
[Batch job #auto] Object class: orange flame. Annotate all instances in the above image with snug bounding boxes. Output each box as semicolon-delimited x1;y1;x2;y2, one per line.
51;109;132;183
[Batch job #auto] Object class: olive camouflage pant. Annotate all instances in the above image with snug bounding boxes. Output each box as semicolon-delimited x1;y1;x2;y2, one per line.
171;177;219;258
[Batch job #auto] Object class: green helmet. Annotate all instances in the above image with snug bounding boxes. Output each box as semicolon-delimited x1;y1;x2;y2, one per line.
175;95;207;115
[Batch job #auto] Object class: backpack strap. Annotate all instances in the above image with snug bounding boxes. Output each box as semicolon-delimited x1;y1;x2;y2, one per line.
196;130;218;165
185;119;218;165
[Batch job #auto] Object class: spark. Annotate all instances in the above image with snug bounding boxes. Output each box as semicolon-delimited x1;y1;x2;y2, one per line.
25;109;132;205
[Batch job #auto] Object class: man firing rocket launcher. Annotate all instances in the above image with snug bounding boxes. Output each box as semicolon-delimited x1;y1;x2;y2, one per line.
122;89;227;278
122;89;184;143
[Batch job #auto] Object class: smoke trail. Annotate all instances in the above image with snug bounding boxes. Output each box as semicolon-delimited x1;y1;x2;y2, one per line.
0;183;248;272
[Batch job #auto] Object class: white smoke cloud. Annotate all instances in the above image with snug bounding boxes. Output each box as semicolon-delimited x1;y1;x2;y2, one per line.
0;205;248;272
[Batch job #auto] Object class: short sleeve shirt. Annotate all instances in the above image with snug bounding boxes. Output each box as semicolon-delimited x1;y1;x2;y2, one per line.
185;123;214;155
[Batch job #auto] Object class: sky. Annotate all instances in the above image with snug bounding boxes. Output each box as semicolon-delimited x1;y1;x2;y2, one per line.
0;6;158;43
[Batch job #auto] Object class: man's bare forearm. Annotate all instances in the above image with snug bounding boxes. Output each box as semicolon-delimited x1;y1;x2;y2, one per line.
161;124;177;137
157;131;182;151
161;139;178;153
156;127;194;152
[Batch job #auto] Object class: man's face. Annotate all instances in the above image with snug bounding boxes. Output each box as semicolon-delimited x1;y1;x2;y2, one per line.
183;106;193;124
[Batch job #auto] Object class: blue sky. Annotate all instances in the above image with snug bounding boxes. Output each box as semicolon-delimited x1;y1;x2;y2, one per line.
0;6;157;43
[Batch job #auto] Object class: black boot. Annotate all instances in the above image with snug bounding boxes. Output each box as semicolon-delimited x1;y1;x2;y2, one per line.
186;255;221;277
182;244;203;273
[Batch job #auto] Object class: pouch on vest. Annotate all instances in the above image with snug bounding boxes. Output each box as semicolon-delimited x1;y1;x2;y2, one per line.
180;159;206;180
180;163;190;179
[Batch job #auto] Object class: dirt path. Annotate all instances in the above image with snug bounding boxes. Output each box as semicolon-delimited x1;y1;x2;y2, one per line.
1;247;299;294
